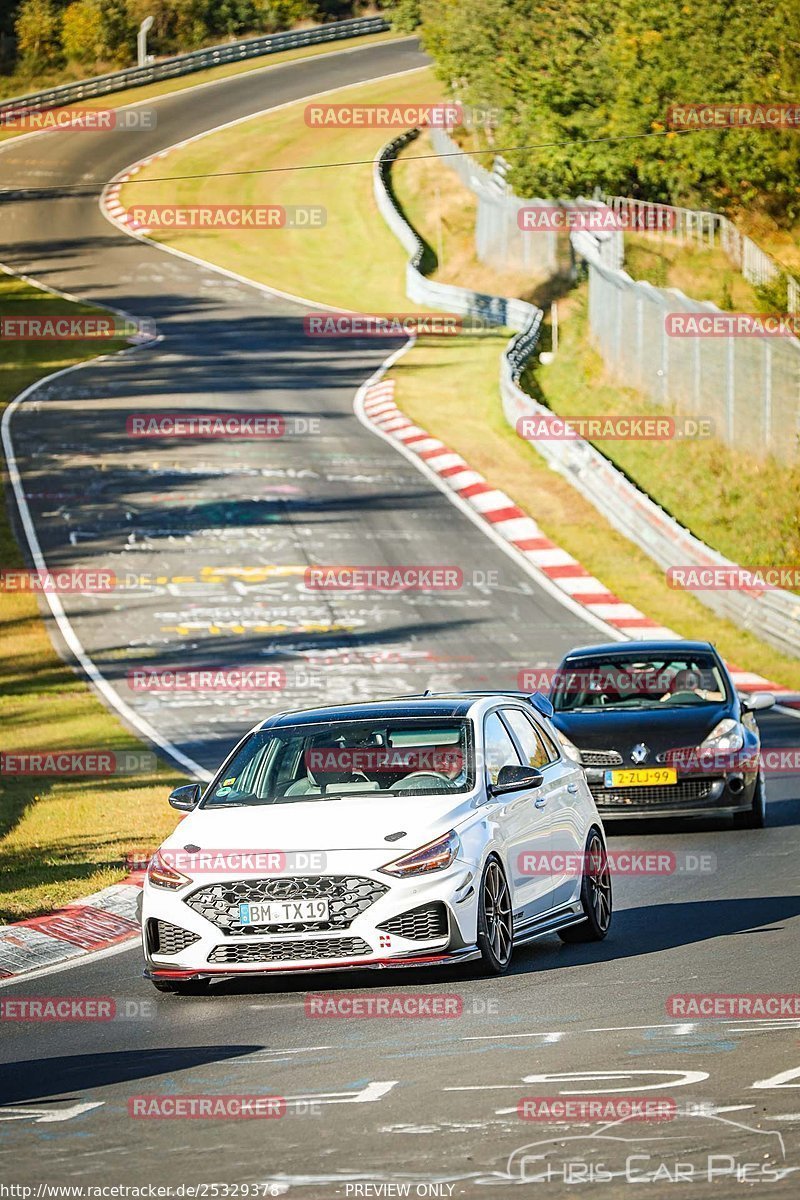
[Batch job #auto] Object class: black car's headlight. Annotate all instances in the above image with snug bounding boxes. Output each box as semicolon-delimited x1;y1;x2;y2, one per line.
700;719;745;753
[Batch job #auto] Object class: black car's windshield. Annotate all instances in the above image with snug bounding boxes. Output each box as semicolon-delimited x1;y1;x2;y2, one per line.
551;654;728;713
202;718;474;807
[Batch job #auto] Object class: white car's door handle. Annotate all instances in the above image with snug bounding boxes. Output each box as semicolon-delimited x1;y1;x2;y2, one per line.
534;797;547;809
567;783;579;794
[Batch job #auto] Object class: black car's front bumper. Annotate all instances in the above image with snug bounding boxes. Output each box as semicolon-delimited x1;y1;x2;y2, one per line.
586;770;758;819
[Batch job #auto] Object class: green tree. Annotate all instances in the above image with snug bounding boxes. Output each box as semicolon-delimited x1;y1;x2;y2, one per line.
61;0;104;64
422;0;617;196
101;0;135;66
14;0;62;69
607;0;800;219
381;0;421;32
418;0;800;223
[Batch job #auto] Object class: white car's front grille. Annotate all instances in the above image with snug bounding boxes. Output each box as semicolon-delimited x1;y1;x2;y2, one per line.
185;875;389;934
208;936;372;964
377;902;448;941
147;920;200;955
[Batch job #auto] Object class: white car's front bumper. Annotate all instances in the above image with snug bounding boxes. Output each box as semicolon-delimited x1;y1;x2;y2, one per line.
141;850;481;981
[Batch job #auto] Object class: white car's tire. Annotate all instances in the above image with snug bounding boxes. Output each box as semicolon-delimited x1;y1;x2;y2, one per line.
558;829;612;944
477;858;514;974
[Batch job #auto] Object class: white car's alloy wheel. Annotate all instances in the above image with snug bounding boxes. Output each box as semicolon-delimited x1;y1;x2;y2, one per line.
477;858;514;974
558;830;612;944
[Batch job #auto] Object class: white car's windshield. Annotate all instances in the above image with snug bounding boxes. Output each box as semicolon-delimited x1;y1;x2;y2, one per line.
203;718;474;807
551;655;728;712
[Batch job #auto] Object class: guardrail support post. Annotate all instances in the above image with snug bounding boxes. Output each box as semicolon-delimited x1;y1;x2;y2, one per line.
137;16;155;70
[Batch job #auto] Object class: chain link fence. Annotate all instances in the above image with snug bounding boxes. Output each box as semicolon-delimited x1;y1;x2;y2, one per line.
603;195;800;312
418;130;800;655
576;231;800;464
430;132;800;465
429;128;558;279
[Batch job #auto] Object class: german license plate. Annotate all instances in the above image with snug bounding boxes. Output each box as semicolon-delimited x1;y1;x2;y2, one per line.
239;899;330;925
604;768;677;787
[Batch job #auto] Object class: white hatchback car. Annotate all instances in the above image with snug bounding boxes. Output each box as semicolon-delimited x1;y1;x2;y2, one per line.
142;692;611;993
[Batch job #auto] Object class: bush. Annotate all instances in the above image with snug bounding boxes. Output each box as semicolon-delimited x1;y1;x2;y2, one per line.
381;0;421;32
15;0;62;70
754;273;790;314
61;0;103;64
418;0;800;225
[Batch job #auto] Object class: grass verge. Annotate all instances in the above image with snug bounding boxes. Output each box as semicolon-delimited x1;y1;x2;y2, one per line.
522;290;800;571
117;75;800;688
119;70;442;312
623;234;763;311
0;274;181;922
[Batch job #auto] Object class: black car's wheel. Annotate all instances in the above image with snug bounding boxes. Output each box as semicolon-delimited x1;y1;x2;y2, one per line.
558;829;612;943
477;858;514;974
733;772;766;829
150;978;210;996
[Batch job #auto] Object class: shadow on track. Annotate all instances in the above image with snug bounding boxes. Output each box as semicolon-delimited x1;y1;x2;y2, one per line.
0;1045;262;1104
143;895;800;1000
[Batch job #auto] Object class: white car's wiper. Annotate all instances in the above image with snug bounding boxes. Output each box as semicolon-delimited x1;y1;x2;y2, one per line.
207;793;264;807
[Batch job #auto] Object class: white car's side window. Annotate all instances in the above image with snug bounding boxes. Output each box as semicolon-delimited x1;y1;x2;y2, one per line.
483;712;523;785
504;708;553;769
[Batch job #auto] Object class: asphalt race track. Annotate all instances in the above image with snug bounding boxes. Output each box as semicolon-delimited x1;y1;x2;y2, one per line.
1;36;800;1197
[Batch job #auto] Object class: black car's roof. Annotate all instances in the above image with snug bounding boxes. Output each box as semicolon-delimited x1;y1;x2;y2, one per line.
257;697;475;730
559;640;717;662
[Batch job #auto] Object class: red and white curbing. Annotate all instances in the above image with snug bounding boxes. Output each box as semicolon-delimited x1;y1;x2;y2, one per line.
103;150;173;235
0;874;143;982
361;378;786;696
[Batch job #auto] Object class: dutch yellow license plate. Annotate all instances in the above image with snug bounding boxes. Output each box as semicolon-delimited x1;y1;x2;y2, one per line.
604;767;677;787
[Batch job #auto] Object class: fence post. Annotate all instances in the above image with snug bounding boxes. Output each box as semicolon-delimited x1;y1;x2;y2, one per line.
661;308;669;404
763;340;772;452
726;336;735;444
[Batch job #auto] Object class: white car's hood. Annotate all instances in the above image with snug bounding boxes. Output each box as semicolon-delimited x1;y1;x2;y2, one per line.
165;792;472;854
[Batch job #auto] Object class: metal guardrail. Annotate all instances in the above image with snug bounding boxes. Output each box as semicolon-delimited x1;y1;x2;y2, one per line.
373;129;544;367
499;350;800;658
0;16;389;118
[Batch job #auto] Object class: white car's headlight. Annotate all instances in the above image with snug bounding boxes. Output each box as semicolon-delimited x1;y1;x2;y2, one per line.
147;850;193;890
554;728;582;764
379;830;461;878
700;719;744;753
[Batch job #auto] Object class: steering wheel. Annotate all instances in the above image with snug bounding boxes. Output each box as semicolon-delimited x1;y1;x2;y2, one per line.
393;771;455;790
661;689;700;703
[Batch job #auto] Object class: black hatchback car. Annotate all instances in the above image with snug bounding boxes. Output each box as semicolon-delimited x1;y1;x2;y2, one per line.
548;640;775;826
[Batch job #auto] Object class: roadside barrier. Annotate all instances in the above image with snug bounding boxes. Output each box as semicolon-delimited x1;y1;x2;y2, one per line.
0;16;389;120
414;131;800;659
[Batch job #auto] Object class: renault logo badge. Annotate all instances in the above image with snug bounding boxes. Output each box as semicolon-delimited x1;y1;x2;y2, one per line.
631;742;649;764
